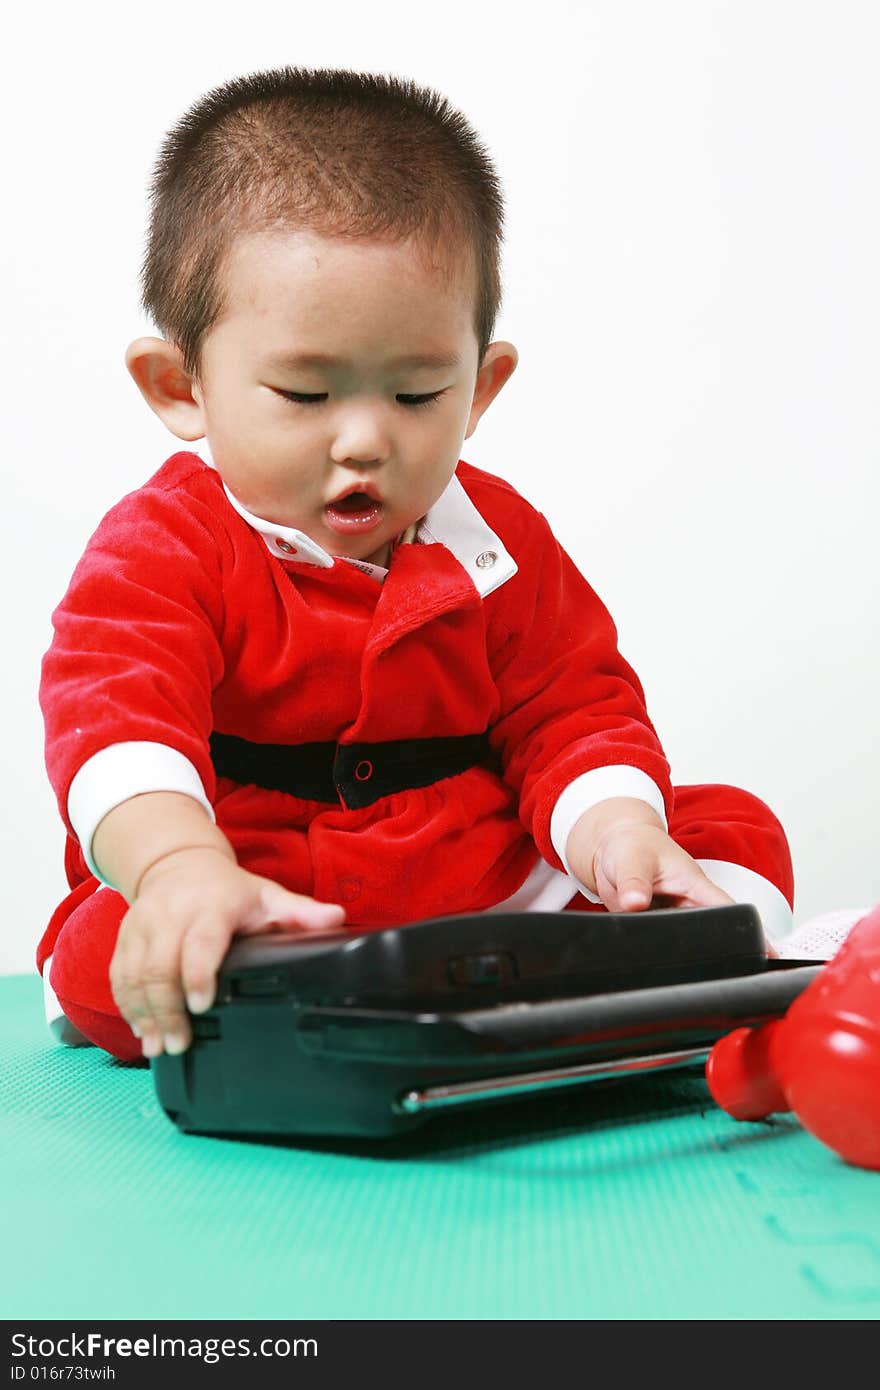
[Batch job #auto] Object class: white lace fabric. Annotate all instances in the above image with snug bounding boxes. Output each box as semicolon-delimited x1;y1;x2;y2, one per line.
775;906;871;960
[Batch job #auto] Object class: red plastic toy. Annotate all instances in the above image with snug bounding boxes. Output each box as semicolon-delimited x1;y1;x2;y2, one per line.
706;902;880;1169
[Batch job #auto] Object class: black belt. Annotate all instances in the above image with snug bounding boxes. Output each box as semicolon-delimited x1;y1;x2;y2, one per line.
209;730;496;810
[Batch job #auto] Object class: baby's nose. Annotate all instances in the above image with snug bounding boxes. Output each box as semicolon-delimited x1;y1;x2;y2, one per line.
329;403;392;466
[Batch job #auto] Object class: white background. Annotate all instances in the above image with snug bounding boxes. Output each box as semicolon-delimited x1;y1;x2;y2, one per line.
3;0;878;975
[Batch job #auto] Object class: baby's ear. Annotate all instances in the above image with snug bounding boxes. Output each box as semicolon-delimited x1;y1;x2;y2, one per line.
464;341;518;439
124;337;206;441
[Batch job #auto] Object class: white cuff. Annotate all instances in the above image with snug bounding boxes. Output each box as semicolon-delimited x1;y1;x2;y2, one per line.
696;859;794;945
549;766;668;903
67;742;215;885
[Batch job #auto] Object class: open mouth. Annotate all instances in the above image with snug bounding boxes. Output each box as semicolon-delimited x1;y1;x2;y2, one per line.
324;488;384;534
331;490;375;513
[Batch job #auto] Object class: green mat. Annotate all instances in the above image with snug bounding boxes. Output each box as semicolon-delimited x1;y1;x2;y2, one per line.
4;972;880;1320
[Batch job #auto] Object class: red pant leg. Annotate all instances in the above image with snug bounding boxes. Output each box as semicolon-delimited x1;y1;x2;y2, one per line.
46;887;142;1062
668;783;793;907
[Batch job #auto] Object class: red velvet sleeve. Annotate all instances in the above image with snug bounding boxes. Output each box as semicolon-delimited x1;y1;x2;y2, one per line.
39;478;227;843
484;497;673;871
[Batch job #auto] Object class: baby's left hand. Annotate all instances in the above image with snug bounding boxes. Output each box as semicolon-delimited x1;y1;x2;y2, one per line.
566;798;735;914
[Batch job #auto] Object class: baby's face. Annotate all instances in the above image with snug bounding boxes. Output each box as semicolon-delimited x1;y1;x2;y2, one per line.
189;228;500;566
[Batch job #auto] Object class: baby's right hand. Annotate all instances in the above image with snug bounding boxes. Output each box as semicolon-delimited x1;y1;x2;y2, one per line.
109;848;346;1058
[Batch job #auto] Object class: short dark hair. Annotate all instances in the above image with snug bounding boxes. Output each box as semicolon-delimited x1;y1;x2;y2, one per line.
139;66;506;381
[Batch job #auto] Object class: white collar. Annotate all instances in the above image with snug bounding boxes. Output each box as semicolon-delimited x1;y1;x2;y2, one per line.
193;440;517;599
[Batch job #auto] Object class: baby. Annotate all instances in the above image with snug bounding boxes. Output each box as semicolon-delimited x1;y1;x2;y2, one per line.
38;67;794;1063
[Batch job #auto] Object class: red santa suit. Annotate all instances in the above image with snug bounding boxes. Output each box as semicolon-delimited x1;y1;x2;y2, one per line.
38;448;794;1059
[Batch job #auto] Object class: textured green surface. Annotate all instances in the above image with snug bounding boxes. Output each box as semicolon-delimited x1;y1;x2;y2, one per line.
4;972;880;1320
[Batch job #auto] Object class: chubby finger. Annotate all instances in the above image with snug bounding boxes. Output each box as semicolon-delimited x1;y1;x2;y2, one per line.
676;871;735;909
614;875;654;911
252;882;347;933
109;914;152;1045
180;917;242;1018
139;931;192;1056
595;849;657;913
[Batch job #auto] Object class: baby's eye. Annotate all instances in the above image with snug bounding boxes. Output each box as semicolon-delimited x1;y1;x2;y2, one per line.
275;388;446;408
277;391;327;405
396;391;445;408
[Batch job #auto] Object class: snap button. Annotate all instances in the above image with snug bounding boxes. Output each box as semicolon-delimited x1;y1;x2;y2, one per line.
276;538;296;555
354;760;374;782
475;550;498;569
